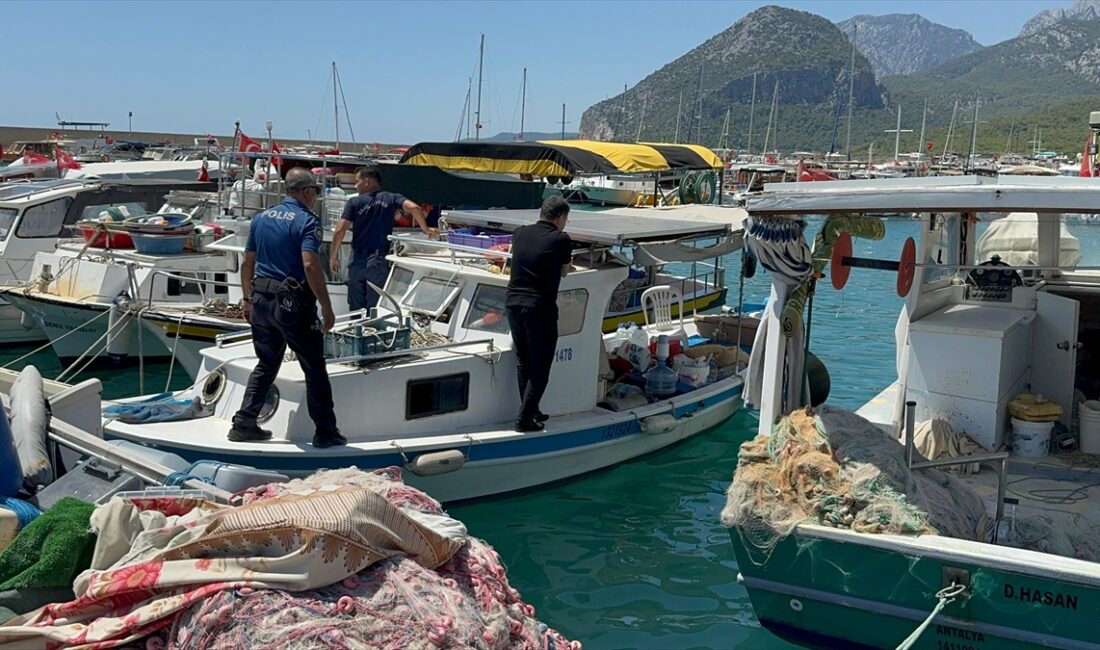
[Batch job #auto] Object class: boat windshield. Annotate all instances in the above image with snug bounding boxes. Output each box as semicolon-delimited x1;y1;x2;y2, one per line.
0;208;16;240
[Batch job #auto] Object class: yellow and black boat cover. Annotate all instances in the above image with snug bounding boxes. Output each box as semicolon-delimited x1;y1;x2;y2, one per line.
399;140;722;178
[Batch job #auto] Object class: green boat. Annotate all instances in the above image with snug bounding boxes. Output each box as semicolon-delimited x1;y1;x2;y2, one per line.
728;174;1100;649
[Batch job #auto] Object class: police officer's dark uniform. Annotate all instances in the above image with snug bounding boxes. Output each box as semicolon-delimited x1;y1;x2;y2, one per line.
231;174;344;447
505;198;572;432
340;188;409;310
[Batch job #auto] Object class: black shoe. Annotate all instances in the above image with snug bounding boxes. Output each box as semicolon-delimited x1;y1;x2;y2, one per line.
228;425;272;442
534;412;550;423
514;420;545;433
313;430;348;448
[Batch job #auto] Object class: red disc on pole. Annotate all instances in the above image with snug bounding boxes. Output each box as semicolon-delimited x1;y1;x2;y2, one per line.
830;231;853;290
897;237;917;297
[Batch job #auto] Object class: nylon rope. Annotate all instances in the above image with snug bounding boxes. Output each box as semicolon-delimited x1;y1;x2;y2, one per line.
895;583;967;650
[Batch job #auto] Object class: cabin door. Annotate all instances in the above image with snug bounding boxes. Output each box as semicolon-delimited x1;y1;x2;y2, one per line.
1031;292;1079;426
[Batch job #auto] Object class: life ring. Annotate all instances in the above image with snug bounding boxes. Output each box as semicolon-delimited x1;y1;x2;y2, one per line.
678;172;699;204
485;243;510;266
696;171;717;203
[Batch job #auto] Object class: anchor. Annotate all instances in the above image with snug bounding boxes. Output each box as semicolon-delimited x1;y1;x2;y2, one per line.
829;231;917;297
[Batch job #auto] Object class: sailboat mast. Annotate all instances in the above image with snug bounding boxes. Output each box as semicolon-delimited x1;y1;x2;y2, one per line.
475;34;484;141
846;23;857;160
675;90;683;144
719;107;731;149
561;103;566;139
466;78;472;140
942;99;958;161
693;64;704;142
747;72;757;157
636;97;647;141
332;61;339;150
894;105;902;161
917;98;927;172
617;83;628;141
761;80;778;157
966;91;981;172
519;67;526;141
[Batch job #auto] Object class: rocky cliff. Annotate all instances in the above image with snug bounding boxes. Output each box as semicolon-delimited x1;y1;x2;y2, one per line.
836;14;983;76
1020;0;1100;37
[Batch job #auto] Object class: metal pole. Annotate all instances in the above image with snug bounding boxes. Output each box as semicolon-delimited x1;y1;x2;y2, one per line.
475;34;484;141
747;73;757;157
332;61;339;150
846;23;857;160
905;400;917;467
561;103;566;139
675;90;683;144
128;111;132;139
519;67;526;141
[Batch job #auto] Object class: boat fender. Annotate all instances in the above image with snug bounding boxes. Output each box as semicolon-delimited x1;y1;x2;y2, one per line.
11;365;52;490
641;413;677;434
106;294;133;360
408;449;465;477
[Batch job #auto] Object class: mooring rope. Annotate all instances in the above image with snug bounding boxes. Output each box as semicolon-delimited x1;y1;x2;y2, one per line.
895;583;967;650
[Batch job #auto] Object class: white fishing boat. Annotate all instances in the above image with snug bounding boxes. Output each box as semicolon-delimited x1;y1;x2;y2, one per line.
0;179;212;344
101;208;747;502
725;175;1100;649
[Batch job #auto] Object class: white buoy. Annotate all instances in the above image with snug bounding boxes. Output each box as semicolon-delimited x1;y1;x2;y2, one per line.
11;365;51;489
408;450;465;476
641;414;678;434
106;295;132;361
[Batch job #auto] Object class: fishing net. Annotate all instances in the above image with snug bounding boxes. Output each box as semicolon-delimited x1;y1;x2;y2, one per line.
721;406;991;560
165;468;579;650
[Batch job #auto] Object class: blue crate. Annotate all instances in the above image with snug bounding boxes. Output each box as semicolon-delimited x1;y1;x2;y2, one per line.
132;234;188;255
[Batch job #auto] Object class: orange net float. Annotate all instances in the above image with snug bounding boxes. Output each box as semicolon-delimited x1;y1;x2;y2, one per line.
485;243;510;267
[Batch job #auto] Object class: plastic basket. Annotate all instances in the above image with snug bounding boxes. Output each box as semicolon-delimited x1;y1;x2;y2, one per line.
325;326;411;364
447;228;511;249
123;213;194;235
132;234;188;255
77;223;134;249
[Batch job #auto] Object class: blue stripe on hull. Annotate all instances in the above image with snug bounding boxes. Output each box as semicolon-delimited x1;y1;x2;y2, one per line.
108;384;743;473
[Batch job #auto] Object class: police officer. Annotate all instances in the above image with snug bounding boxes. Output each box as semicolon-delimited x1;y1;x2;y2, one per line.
329;166;437;311
506;196;573;432
231;167;346;448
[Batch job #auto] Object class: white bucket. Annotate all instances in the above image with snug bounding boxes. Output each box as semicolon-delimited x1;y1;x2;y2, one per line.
1010;417;1053;458
1079;400;1100;454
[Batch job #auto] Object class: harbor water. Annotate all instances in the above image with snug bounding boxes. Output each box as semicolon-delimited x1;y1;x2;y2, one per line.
4;217;1099;649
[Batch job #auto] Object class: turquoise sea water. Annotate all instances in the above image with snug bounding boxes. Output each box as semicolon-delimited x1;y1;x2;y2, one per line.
3;217;1099;649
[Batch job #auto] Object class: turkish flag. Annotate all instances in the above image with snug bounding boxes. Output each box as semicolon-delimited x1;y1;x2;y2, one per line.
926;141;934;151
271;142;283;168
55;147;81;170
238;132;262;153
317;148;340;157
197;160;211;182
1081;133;1094;178
22;150;50;165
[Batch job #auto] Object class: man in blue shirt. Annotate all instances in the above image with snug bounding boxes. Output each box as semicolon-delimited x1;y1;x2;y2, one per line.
231;168;346;448
329;166;436;310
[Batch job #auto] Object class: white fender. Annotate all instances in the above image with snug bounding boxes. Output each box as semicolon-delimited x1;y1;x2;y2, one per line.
641;413;678;434
11;365;51;489
408;450;465;476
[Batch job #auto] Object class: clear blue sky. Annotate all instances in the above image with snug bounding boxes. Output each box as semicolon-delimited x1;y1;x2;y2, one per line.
7;0;1073;144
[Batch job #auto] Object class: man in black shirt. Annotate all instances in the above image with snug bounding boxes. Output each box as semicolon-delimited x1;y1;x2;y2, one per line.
506;196;573;432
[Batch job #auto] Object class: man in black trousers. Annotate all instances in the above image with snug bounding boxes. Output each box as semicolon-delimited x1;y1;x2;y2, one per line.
505;196;573;432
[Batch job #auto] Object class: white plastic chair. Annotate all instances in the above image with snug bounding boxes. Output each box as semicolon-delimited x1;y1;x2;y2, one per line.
641;285;685;335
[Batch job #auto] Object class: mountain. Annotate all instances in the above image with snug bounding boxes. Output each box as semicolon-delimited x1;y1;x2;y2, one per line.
1020;0;1100;37
836;14;983;77
578;5;886;149
477;131;578;142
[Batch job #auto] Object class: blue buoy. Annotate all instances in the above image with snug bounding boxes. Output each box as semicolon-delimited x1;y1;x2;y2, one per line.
0;412;22;497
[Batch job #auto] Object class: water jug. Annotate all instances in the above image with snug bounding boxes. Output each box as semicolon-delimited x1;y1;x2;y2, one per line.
645;334;677;397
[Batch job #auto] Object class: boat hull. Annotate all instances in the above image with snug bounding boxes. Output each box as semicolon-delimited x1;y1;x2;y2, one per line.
730;524;1100;650
0;300;45;344
105;383;743;503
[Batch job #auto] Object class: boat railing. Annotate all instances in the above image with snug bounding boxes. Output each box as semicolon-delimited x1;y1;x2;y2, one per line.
388;233;515;264
904;400;1010;544
326;337;497;366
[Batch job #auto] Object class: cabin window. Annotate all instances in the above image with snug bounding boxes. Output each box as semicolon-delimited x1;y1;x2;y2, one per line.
17;198;72;238
406;372;469;420
464;284;509;333
558;288;588;336
0;209;16;241
166;272;204;297
924;213;960;284
404;276;460;317
386;266;415;302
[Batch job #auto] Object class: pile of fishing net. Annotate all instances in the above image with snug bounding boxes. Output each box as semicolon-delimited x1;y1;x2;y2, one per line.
168;468;579;650
0;467;578;650
721;406;992;557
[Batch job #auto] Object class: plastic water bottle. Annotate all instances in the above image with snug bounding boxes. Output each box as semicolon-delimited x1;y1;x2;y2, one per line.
996;497;1019;543
645;334;678;397
323;187;347;229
